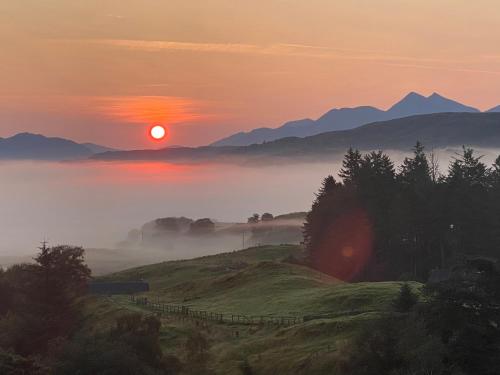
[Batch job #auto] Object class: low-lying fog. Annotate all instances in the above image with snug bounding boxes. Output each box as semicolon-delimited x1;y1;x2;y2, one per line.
2;147;499;273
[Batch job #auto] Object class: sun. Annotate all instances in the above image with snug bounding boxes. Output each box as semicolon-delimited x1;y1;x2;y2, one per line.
150;125;166;140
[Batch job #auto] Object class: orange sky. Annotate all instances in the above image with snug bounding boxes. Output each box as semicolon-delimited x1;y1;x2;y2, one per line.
2;0;500;148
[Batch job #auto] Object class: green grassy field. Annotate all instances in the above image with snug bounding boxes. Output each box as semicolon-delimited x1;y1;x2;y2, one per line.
89;245;421;374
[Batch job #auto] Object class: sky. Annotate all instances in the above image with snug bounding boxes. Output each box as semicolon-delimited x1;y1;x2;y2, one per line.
2;0;500;148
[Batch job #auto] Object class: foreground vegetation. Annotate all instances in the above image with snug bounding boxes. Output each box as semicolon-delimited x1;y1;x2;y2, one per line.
1;242;499;374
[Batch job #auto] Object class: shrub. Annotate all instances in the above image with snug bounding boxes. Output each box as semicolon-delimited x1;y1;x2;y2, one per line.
393;283;418;312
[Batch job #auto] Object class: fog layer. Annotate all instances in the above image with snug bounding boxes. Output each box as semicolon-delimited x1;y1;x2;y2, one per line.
2;147;499;271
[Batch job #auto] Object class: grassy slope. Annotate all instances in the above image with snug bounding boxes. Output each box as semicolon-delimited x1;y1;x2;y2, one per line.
91;245;421;374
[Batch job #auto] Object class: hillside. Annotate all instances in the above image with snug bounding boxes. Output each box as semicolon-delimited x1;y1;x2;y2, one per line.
0;133;114;160
103;244;406;317
211;92;480;146
92;112;500;163
90;245;416;374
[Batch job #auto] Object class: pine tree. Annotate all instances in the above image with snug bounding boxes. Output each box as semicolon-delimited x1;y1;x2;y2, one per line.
399;141;432;188
393;283;418;312
339;148;362;185
303;175;340;252
445;147;492;257
395;142;435;279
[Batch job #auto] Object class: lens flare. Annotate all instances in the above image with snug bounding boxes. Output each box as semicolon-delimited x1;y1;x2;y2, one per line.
312;207;374;281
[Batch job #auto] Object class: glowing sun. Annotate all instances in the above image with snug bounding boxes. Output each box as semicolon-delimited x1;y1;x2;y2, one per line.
150;125;166;140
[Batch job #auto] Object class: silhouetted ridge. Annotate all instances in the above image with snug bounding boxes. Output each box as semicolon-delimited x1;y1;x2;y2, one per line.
212;92;480;146
92;112;500;162
0;133;115;160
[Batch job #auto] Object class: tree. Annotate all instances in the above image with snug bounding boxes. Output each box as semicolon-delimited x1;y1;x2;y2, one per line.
0;245;91;356
399;142;432;187
422;259;500;375
34;244;91;308
303;176;341;254
109;314;165;368
306;144;500;280
394;142;436;279
54;314;181;375
339;148;363;186
189;218;215;235
335;315;444;375
392;283;418;312
247;214;260;224
335;318;406;375
447;147;489;187
445;147;493;257
0;269;12;316
356;151;396;268
261;213;274;221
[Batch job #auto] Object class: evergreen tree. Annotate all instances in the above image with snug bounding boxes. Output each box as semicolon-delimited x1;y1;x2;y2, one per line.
305;144;500;280
399;142;432;188
357;151;396;265
445;147;493;257
392;283;418;312
303;175;341;254
395;142;436;279
339;148;363;185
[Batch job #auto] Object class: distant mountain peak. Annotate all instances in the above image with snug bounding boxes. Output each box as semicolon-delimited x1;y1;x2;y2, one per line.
11;132;45;139
389;92;428;111
211;91;482;146
406;91;426;99
388;91;479;117
429;92;443;99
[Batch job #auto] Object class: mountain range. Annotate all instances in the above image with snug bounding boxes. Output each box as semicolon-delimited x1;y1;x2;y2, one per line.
93;112;500;162
211;92;489;146
4;92;500;162
0;133;117;160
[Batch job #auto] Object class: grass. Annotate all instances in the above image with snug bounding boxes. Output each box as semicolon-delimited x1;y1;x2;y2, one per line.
90;244;423;374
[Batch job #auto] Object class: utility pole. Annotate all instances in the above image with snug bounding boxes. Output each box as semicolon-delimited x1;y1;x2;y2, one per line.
242;230;245;249
38;238;49;252
38;238;49;306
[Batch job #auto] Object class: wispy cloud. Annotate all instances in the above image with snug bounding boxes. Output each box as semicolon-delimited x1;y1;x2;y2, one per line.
53;38;500;77
74;38;458;65
93;96;210;125
383;62;500;76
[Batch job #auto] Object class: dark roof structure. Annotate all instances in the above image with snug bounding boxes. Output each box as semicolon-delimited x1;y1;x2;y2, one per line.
88;281;149;295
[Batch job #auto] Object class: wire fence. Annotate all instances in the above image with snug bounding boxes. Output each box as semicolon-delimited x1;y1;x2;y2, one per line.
129;295;303;327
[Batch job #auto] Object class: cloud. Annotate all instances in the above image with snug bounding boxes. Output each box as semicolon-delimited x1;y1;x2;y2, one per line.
93;96;211;125
382;62;500;76
70;38;458;65
71;38;500;78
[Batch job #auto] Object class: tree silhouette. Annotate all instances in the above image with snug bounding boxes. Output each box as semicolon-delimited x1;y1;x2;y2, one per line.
305;143;500;280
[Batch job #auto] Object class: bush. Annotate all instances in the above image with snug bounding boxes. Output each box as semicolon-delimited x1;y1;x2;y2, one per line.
54;314;182;375
393;283;418;312
335;316;443;375
0;348;47;375
239;359;253;375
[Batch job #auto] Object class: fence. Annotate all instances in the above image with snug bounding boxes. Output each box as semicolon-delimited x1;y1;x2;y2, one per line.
129;295;302;327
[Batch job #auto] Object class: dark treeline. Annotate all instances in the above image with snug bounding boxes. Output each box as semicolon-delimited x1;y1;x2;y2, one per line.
0;245;209;375
304;142;500;281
